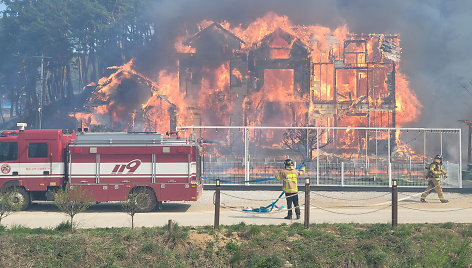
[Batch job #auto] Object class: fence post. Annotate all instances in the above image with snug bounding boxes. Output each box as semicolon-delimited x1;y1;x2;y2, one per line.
304;178;310;229
392;179;398;227
316;128;320;186
459;129;463;188
341;162;345;187
214;179;220;230
244;128;249;186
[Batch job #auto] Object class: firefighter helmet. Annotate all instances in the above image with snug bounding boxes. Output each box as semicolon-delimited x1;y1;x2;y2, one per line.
284;159;294;167
434;154;443;160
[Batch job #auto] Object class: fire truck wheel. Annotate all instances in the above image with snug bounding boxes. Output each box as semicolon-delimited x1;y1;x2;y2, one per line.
133;187;157;212
9;187;30;211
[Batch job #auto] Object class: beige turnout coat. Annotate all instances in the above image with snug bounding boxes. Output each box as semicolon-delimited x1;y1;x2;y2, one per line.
275;166;305;193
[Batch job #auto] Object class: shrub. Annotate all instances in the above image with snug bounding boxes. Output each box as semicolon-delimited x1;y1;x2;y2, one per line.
54;186;93;232
55;221;72;232
252;253;284;268
0;188;23;225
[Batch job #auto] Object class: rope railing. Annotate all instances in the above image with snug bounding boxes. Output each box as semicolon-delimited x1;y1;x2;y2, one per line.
313;191;391;201
210;175;470;229
310;204;392;216
398;204;472;212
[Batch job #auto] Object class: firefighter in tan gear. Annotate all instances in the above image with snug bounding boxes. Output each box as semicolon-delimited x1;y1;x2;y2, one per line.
420;155;448;203
276;159;305;219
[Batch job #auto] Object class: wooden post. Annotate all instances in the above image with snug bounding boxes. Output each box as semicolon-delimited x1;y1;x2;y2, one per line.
468;125;472;166
392;179;398;227
214;179;220;230
168;219;174;232
304;178;310;229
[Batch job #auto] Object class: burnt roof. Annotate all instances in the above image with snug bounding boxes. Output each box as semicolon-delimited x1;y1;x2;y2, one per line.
258;28;309;50
185;22;246;47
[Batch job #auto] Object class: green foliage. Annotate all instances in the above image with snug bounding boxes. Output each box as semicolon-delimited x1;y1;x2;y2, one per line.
223;222;246;233
440;222;455;229
0;223;469;267
247;225;262;237
0;188;23;225
121;192;143;229
54;186;93;232
251;253;284;268
165;222;189;248
55;221;72;232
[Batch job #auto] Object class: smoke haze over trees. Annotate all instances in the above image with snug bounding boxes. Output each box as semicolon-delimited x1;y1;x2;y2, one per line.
0;0;470;129
0;0;154;128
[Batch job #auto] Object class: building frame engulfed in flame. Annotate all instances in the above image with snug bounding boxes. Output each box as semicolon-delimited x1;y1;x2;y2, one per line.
178;23;400;154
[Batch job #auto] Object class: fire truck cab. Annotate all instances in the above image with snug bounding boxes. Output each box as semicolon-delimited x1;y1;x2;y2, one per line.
0;127;203;212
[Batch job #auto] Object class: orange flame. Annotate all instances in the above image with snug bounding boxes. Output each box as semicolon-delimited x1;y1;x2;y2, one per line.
75;12;422;159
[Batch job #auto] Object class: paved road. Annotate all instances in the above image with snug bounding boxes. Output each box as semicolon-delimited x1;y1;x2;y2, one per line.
3;190;472;229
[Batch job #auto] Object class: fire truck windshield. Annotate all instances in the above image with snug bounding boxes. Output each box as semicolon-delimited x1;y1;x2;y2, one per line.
0;142;17;162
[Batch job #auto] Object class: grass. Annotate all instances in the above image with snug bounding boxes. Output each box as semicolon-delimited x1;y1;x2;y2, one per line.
0;223;470;267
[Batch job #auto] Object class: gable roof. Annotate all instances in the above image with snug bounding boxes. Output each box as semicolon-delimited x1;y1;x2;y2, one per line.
259;28;309;50
185;22;246;47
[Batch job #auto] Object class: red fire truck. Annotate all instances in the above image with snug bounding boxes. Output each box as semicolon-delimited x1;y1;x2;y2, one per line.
0;126;203;212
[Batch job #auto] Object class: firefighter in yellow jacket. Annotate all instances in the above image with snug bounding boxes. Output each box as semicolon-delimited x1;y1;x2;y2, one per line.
420;154;448;203
275;159;305;219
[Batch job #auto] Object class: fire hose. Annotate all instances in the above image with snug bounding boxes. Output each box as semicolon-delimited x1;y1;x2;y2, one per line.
206;163;306;213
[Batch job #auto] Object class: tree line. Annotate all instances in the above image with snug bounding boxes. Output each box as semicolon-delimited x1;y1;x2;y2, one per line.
0;0;155;128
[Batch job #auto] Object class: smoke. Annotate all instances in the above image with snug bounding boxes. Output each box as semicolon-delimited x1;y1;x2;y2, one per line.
142;0;471;129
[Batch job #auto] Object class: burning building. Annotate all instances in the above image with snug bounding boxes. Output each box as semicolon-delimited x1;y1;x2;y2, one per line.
73;13;421;159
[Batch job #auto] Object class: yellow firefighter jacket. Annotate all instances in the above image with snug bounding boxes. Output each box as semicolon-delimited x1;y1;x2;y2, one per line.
426;162;447;180
275;166;305;193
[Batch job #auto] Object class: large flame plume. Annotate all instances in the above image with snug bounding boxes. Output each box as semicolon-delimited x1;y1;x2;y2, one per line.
73;12;422;158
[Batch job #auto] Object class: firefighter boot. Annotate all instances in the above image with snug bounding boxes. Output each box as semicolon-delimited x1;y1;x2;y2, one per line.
420;198;426;203
284;211;292;220
440;199;449;203
295;208;301;220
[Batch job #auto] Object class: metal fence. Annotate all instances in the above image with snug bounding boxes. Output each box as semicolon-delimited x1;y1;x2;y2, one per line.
180;126;462;188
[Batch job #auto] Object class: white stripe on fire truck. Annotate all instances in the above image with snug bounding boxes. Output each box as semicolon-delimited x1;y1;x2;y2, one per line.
69;174;196;178
69;162;195;175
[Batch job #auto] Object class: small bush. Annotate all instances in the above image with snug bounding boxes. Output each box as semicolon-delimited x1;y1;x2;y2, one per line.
226;241;239;253
225;222;246;233
54;187;93;232
55;221;72;232
247;225;262;237
459;225;472;237
252;253;284;268
440;222;454;229
141;242;156;254
0;188;23;225
365;249;388;267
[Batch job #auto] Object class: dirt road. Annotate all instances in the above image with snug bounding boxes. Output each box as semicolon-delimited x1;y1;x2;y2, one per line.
3;190;472;228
